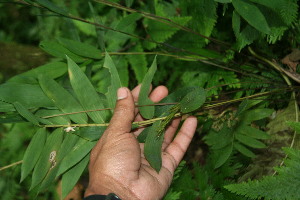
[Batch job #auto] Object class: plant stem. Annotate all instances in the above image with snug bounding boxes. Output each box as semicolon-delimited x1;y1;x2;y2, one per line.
0;160;22;171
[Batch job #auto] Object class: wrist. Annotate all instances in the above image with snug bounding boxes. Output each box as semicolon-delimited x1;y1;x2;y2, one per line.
85;174;139;200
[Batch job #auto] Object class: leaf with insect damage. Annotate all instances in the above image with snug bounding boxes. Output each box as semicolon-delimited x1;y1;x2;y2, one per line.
138;57;157;119
21;128;48;182
180;87;206;113
38;133;81;191
67;56;108;123
30;128;64;190
56;139;96;177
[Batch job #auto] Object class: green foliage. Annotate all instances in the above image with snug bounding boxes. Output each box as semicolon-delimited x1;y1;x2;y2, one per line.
0;0;299;199
204;101;272;168
225;148;300;200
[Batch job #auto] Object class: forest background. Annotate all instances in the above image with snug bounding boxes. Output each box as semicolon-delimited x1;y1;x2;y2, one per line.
0;0;300;200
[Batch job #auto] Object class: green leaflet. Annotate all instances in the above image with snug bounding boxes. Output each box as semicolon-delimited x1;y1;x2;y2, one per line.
137;126;151;143
126;43;148;83
286;121;300;134
180;87;206;114
0;82;53;109
237;125;270;140
30;128;64;190
232;0;270;34
215;0;231;3
21;128;48;182
8;62;67;84
58;37;102;59
235;134;266;148
240;108;273;124
76;126;106;141
38;133;80;191
67;56;108;123
214;144;233;168
56;140;96;177
40;41;85;63
35;0;68;16
232;11;241;38
61;153;89;199
13;102;48;125
144;122;164;172
143;16;191;49
38;75;88;124
0;101;14;112
103;52;122;110
155;86;198;117
138;57;157;119
234;143;256;158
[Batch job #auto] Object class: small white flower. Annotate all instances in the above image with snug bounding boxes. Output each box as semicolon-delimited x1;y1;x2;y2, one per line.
64;126;76;132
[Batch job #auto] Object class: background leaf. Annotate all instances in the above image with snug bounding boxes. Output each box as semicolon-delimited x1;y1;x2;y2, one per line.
180;87;206;113
232;0;270;34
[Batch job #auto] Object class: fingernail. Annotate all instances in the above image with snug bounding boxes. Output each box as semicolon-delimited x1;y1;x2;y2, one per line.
117;87;128;100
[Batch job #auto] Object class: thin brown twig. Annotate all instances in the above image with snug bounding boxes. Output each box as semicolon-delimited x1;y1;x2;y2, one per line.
0;160;23;171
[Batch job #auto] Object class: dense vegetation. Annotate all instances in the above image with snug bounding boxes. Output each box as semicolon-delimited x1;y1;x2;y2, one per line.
0;0;299;199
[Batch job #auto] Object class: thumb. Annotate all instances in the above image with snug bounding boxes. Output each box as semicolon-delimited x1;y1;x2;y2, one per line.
106;87;135;135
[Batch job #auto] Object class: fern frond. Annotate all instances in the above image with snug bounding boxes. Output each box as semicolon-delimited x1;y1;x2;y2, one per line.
225;148;300;200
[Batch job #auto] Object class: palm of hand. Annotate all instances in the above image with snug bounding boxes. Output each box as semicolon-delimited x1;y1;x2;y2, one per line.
85;86;197;200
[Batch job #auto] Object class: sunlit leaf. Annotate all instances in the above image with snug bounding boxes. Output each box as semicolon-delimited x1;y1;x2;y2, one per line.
21;128;48;182
138;57;157;119
39;75;88;124
180;87;206;113
67;56;108;123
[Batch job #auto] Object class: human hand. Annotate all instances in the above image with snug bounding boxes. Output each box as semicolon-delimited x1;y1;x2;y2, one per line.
85;86;197;200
